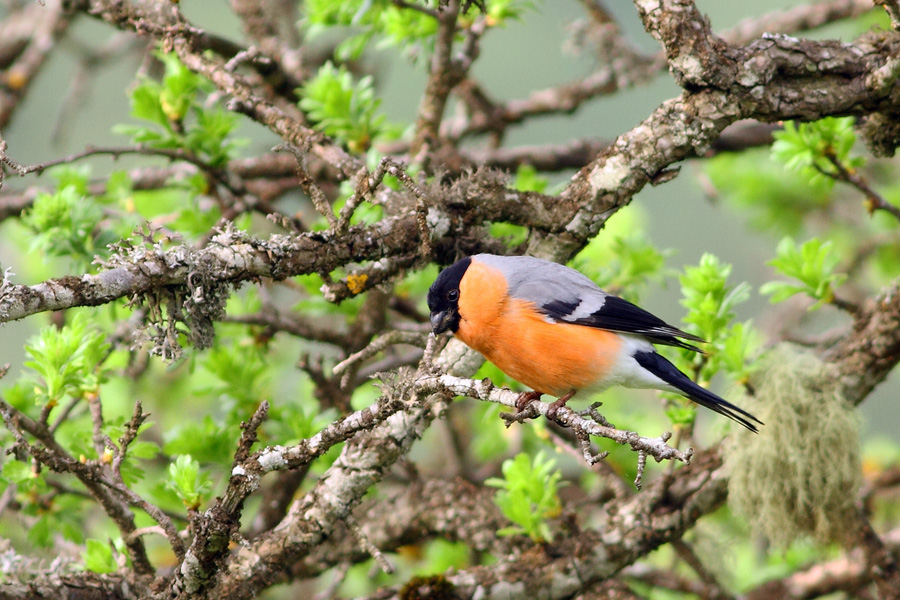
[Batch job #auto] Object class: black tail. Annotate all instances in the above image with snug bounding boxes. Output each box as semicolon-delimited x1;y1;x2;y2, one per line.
634;351;763;433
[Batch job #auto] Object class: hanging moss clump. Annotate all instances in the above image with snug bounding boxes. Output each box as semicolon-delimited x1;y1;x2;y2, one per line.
724;344;862;547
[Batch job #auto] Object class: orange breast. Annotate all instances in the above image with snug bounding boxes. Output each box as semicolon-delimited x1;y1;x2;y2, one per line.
454;261;621;397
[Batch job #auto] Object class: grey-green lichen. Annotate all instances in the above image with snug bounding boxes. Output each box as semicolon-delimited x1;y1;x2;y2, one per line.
725;344;862;547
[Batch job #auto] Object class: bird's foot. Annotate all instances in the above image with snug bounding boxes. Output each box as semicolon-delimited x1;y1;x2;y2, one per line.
515;390;543;412
546;391;577;423
500;391;543;428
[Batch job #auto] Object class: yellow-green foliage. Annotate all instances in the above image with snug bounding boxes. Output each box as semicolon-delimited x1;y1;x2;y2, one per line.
725;344;861;547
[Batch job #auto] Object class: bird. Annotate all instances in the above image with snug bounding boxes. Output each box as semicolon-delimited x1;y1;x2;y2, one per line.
427;254;762;432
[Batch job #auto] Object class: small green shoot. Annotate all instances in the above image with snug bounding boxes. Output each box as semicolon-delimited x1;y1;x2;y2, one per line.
82;539;118;574
165;454;212;510
114;52;243;167
20;173;119;269
679;253;751;346
485;451;564;543
298;62;397;153
771;117;864;187
760;237;847;310
24;314;110;406
673;254;758;422
719;321;762;386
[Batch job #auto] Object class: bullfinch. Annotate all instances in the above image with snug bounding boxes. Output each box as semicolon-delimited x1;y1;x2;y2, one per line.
427;254;762;432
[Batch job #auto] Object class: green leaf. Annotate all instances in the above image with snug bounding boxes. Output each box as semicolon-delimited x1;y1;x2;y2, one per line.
200;342;270;419
51;166;91;196
679;254;750;343
165;454;212;510
298;61;396;152
158;51;207;123
416;539;470;576
513;164;548;193
1;460;33;484
83;539;118;574
665;403;698;428
184;106;243;167
20;180;116;269
771;117;862;187
24;313;110;404
379;4;439;55
302;0;444;61
116;51;244;165
673;253;753;391
165;415;235;464
470;403;510;461
720;321;762;384
570;206;667;303
761;237;847;310
484;0;535;25
486;451;564;542
489;222;529;247
704;150;833;236
303;0;382;29
128;82;169;129
28;515;54;548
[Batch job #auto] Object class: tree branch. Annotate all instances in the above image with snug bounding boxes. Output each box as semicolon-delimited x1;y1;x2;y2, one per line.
826;276;900;404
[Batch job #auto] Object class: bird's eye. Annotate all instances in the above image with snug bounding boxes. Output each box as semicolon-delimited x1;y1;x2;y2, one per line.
447;289;459;302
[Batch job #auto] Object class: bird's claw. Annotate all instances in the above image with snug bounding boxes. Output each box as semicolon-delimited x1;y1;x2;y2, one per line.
545;391;576;425
515;390;542;412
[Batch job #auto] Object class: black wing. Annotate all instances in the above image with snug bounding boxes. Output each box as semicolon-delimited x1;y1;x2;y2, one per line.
540;294;705;353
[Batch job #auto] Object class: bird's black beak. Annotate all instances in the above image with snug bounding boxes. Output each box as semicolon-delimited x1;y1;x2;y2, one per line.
430;310;451;335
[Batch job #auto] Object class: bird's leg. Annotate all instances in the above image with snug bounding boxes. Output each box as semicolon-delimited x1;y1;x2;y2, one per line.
546;390;577;422
500;391;542;427
515;390;543;412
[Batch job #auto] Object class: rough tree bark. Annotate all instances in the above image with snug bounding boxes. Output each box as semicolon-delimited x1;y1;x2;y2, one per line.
0;1;899;599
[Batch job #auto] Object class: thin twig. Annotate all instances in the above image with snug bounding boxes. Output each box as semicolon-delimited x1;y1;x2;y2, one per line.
875;0;900;29
234;400;270;465
0;397;155;574
671;539;733;600
275;142;338;228
824;150;900;222
372;158;432;257
333;331;429;378
346;515;394;574
545;426;632;500
391;0;439;19
428;374;693;470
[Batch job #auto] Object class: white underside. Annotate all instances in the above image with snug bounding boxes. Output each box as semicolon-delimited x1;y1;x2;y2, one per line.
587;334;680;395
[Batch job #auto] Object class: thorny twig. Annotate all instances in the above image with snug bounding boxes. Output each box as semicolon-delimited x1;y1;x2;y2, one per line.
223;45;272;72
234;400;270;465
335;165;373;233
90;398;186;560
545;425;633;500
0;134;30;191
